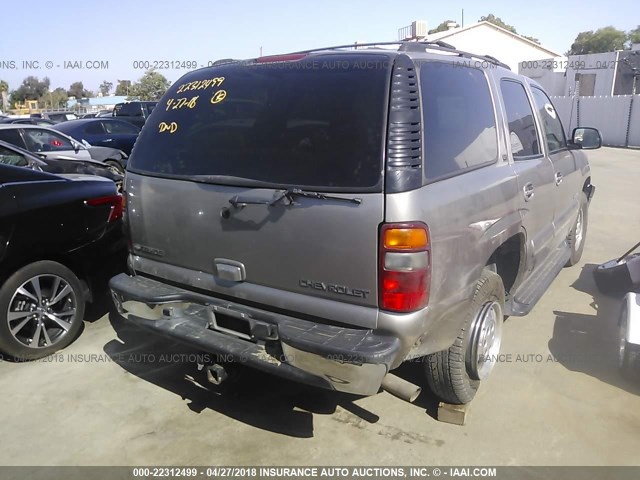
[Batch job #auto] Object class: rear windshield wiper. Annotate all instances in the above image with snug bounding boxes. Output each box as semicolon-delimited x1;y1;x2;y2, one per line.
223;188;362;217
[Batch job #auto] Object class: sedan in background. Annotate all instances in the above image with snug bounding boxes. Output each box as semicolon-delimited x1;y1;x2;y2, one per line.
0;124;128;174
54;118;140;155
0;163;125;360
0;140;122;188
0;117;56;126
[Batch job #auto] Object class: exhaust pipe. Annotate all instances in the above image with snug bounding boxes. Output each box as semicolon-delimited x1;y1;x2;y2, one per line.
206;363;229;385
381;373;421;403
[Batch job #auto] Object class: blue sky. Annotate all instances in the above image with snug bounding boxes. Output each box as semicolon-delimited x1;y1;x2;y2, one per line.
1;0;638;91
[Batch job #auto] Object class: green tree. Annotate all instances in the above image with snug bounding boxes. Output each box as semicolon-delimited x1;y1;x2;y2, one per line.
629;25;640;44
99;80;113;96
428;20;458;35
67;81;93;99
10;76;50;104
128;70;170;101
523;35;541;45
115;80;132;96
39;87;68;109
568;26;628;55
480;14;517;34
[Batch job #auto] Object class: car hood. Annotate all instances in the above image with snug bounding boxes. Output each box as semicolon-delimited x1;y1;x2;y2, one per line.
87;146;127;162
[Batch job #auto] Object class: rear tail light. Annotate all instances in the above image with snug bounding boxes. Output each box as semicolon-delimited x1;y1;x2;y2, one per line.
85;194;123;223
379;223;431;313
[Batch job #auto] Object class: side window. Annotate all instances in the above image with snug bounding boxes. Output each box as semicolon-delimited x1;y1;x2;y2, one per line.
22;129;74;152
85;122;105;135
500;80;541;158
0;129;27;149
530;87;567;153
420;62;498;179
0;145;28;166
106;121;139;134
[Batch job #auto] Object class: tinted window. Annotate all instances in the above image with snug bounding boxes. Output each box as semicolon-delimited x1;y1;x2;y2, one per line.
22;129;74;152
85;122;105;135
0;129;26;148
129;56;390;190
0;145;28;166
105;121;139;134
420;62;498;179
500;80;540;158
530;87;566;153
143;103;157;116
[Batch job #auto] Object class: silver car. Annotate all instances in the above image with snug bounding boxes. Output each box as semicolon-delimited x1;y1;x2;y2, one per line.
109;42;600;405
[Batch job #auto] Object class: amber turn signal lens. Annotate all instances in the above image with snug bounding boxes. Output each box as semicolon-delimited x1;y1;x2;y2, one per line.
383;228;428;250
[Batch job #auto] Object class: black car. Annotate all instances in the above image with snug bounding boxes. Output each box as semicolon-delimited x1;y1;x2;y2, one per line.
54;118;140;155
0;163;126;359
0;140;123;188
0;117;56;126
113;101;156;128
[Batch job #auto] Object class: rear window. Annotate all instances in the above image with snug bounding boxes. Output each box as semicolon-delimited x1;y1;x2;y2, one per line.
128;55;391;191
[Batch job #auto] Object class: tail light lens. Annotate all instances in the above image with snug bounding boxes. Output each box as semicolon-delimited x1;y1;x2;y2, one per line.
85;194;124;223
379;223;431;313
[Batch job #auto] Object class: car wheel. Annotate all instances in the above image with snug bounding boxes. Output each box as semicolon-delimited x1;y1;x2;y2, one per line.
593;255;639;296
565;192;588;267
105;160;124;176
0;261;85;360
619;302;637;378
424;270;505;404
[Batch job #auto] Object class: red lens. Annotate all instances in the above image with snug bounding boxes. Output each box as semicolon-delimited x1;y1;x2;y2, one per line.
379;222;431;313
86;194;123;223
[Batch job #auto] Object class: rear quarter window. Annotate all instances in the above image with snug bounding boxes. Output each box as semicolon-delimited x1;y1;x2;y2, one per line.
419;62;499;180
128;55;391;191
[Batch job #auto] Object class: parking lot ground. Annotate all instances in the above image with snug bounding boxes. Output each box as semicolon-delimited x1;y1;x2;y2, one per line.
1;147;640;466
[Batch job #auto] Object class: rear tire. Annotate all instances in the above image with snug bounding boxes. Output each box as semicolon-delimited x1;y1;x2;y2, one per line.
565;193;588;267
424;271;505;405
0;261;85;360
593;256;638;296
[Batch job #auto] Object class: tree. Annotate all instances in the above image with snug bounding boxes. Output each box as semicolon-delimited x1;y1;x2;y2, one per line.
128;70;170;101
629;26;640;44
10;76;50;104
480;14;517;34
99;80;113;96
115;80;132;96
41;87;68;109
428;20;458;35
67;81;93;99
568;26;628;55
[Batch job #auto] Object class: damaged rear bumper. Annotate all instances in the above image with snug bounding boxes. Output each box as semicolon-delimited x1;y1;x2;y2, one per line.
109;274;401;395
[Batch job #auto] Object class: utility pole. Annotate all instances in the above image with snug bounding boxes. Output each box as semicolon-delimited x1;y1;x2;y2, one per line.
461;8;464;28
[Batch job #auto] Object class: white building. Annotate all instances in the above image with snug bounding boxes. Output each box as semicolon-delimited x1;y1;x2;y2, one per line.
421;21;561;73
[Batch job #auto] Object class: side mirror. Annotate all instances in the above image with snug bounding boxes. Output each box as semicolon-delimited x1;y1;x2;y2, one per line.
569;127;602;150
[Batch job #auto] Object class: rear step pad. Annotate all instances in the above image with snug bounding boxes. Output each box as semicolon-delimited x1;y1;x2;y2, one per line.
506;242;571;316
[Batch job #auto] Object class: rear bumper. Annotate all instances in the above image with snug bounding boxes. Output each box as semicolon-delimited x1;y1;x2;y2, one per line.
109;274;401;395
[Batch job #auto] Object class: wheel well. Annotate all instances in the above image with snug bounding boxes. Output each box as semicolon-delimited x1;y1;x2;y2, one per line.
487;234;525;297
0;252;92;301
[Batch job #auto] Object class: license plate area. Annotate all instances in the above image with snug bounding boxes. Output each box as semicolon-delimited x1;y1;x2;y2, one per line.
207;307;252;340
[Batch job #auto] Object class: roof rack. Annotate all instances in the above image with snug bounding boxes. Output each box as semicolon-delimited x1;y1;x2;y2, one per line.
290;41;511;70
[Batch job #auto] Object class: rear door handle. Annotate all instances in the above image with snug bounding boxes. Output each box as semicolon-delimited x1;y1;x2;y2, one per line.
555;172;563;185
523;182;534;201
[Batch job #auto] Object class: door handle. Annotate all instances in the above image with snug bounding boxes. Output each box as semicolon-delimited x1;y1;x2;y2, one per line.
523;182;534;201
555;172;563;185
